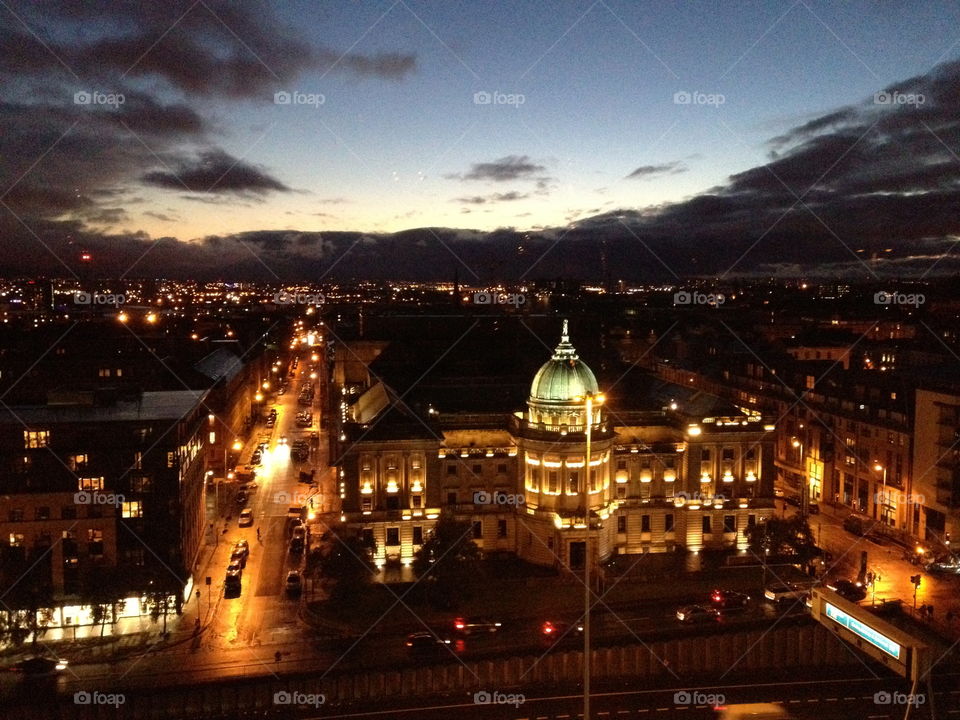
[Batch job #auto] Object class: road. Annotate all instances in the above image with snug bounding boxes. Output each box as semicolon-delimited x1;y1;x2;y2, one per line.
777;499;960;624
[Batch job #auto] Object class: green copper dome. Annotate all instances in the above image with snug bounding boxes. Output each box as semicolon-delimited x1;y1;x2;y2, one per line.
530;320;598;402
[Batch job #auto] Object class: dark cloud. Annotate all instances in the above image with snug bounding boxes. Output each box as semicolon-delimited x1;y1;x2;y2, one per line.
141;149;290;195
454;191;530;205
446;155;548;182
626;161;687;180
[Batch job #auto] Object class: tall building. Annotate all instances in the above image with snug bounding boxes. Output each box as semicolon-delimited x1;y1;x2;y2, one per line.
335;322;777;571
0;389;209;631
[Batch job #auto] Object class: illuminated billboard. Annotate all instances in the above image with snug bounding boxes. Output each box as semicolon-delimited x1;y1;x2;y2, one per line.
825;602;901;660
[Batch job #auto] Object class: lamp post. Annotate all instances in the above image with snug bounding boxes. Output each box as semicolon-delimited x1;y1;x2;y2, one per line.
791;436;807;518
874;463;889;526
579;391;604;720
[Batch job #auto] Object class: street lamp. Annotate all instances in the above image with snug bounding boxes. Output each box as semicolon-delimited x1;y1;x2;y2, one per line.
791;436;809;517
874;463;889;526
576;391;604;720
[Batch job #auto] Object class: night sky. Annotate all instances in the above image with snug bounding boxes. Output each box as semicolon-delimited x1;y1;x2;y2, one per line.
2;1;959;280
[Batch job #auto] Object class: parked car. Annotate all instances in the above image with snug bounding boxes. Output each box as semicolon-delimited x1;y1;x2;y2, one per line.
225;569;242;591
676;604;717;623
285;571;302;596
227;560;243;574
229;549;247;568
764;582;812;604
250;450;262;465
238;508;254;527
234;539;249;556
827;579;867;602
453;616;502;635
807;502;820;514
289;536;304;554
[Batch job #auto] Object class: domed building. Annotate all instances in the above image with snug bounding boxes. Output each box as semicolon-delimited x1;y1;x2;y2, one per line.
512;320;618;569
334;319;777;573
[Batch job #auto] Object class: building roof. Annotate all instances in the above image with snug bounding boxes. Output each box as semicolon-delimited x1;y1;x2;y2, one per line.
193;347;244;384
530;320;599;403
1;390;208;425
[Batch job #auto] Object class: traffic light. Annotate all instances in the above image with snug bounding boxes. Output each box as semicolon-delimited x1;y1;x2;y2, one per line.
910;574;921;588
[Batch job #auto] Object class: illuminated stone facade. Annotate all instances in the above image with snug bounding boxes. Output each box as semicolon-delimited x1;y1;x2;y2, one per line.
336;324;777;570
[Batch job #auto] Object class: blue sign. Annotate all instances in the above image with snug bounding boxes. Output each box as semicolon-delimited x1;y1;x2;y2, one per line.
825;603;901;660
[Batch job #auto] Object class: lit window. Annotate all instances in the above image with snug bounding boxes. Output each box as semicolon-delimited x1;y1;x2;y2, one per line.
78;477;104;491
24;430;50;449
122;501;143;518
68;454;88;471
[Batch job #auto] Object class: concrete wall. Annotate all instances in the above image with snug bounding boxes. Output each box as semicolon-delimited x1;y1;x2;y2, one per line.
7;623;866;719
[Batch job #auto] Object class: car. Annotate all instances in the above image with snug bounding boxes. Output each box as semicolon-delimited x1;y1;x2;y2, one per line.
710;589;750;609
234;539;250;556
235;490;248;505
225;568;242;591
278;386;287;395
227;560;243;574
292;525;306;540
278;435;288;445
229;549;247;568
265;418;275;428
807;502;820;515
540;620;584;639
250;451;262;465
238;508;254;527
10;657;69;676
453;616;502;635
285;571;302;595
827;579;867;602
763;582;812;604
926;560;960;575
405;631;451;651
676;604;717;623
289;536;305;554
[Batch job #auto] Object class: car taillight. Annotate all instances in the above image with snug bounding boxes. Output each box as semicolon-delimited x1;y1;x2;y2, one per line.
542;623;554;634
454;619;465;629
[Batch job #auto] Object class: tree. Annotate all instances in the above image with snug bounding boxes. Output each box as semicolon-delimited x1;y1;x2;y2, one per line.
745;515;818;563
82;566;126;637
312;529;377;602
412;512;482;609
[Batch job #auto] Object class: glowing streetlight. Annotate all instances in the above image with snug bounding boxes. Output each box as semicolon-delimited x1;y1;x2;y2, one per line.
145;313;157;324
254;392;263;403
117;312;128;323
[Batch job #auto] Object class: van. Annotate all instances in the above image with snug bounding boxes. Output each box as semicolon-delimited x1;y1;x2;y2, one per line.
715;703;790;719
843;513;871;536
